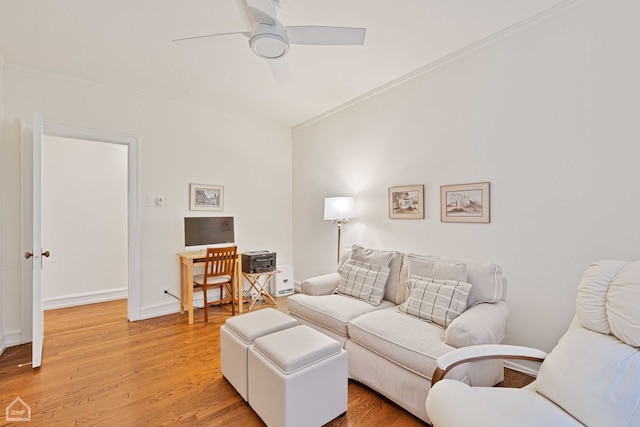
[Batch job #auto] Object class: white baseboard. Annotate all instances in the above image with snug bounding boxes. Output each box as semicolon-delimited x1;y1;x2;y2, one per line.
139;300;181;320
43;287;128;310
138;292;225;320
504;360;540;378
0;330;23;355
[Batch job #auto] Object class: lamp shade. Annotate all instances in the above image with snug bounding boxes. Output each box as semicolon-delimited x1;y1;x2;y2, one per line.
324;197;356;221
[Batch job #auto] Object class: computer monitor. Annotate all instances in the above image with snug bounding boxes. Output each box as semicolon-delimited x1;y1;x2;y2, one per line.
184;216;235;251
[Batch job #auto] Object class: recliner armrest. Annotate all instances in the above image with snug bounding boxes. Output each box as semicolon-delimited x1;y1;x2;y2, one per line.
300;272;341;296
432;344;548;386
426;380;511;426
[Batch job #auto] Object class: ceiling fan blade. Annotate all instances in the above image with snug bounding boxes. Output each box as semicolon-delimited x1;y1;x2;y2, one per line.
245;0;277;26
286;26;366;46
172;31;250;42
268;59;291;87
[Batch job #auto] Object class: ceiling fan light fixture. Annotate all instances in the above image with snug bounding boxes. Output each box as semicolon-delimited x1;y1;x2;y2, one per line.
250;33;289;59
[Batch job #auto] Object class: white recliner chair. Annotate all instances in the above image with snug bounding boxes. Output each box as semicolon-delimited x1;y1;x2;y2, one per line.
426;260;640;427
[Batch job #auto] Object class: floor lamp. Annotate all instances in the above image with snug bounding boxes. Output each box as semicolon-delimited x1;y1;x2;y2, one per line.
324;197;356;264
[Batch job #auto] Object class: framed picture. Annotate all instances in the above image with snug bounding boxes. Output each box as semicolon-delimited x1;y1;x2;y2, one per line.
440;182;490;223
189;184;223;211
389;185;424;219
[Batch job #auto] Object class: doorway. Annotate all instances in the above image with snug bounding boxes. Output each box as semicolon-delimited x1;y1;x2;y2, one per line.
21;121;140;352
41;135;128;309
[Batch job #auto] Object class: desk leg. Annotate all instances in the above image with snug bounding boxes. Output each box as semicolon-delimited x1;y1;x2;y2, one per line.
186;262;194;325
236;261;243;314
179;261;186;314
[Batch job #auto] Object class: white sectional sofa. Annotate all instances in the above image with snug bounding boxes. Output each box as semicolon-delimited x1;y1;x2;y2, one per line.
287;244;509;423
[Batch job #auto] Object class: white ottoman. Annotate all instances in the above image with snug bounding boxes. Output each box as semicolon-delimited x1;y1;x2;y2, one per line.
220;308;297;401
248;325;348;427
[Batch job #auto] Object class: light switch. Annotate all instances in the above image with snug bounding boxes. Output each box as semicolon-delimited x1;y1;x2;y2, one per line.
146;196;155;207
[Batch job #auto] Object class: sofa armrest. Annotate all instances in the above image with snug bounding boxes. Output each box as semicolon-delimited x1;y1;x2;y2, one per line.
444;301;509;348
432;344;547;386
300;272;341;296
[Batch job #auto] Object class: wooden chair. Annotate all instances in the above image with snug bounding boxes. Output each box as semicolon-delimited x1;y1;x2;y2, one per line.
193;246;237;322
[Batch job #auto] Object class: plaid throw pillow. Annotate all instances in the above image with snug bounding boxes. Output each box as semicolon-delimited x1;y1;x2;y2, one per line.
398;275;472;327
335;259;390;305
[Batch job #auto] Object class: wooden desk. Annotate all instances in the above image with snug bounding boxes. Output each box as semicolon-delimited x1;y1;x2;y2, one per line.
177;250;242;324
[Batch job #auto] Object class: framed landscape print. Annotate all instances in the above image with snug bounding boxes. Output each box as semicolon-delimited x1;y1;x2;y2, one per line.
440;182;490;223
389;185;424;219
190;183;223;211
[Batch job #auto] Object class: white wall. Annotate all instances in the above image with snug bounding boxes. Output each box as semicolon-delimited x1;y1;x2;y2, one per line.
0;54;5;353
1;63;292;339
292;0;640;353
42;136;128;308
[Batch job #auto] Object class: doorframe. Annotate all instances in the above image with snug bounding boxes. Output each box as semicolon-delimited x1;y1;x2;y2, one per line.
21;121;141;336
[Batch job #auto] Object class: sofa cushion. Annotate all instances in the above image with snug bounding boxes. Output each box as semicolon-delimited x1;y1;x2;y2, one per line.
398;275;472;327
335;259;390;305
347;307;455;379
351;244;393;266
350;244;405;304
399;255;467;301
400;254;503;307
287;294;394;337
407;256;468;285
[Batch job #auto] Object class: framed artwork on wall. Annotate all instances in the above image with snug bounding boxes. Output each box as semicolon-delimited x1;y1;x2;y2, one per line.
389;185;424;219
190;183;223;211
440;182;490;223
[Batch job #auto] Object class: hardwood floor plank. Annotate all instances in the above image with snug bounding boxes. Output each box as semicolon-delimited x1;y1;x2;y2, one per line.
0;298;532;426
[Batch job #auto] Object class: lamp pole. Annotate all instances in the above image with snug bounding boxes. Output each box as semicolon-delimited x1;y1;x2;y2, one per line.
334;219;349;264
324;197;356;265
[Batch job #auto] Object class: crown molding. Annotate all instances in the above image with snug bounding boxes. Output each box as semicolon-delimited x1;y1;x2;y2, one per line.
294;0;585;131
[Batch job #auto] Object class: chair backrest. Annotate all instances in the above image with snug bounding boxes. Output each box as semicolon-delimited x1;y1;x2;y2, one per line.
203;246;237;279
535;260;640;427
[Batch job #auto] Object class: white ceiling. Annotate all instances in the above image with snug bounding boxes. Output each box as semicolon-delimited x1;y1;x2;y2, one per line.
0;0;568;127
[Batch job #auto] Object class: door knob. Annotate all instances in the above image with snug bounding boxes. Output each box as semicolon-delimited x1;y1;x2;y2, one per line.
25;250;50;259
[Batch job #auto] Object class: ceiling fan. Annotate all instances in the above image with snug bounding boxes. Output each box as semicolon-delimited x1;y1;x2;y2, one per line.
173;0;366;86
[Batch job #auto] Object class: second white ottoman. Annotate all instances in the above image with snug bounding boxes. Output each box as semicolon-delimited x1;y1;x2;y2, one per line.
220;308;297;401
248;325;348;427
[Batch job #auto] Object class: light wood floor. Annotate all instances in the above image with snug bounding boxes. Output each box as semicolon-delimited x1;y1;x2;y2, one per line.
0;298;533;426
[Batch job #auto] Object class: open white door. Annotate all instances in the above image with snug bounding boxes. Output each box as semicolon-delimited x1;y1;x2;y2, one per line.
24;112;46;368
21;117;140;368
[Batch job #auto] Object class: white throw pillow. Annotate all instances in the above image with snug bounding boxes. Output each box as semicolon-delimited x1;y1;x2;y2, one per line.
403;253;504;307
350;244;405;304
350;244;394;266
398;275;472;327
335;259;390;305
